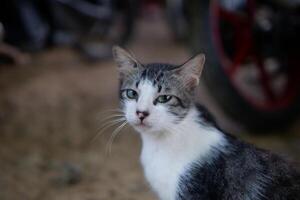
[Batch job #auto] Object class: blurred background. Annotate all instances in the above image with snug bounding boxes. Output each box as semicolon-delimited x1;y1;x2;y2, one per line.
0;0;299;199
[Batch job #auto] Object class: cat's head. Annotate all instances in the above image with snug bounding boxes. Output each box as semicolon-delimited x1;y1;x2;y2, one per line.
113;46;205;134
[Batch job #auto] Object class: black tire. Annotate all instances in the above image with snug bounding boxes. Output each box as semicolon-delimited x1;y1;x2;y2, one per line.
187;0;300;133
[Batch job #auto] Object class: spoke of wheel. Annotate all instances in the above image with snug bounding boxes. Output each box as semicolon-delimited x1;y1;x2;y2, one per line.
229;31;252;75
254;56;276;101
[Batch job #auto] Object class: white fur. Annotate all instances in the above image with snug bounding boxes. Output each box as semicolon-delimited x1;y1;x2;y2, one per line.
140;109;226;200
123;81;226;200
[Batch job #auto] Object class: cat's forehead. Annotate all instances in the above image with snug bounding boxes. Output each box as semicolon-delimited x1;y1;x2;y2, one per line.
121;63;179;90
141;63;176;81
137;79;158;96
138;64;176;89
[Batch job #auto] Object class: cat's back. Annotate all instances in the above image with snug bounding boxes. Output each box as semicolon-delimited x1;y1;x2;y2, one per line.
260;148;300;200
177;137;300;200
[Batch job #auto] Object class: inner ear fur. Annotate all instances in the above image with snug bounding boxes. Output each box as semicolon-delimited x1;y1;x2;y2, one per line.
112;46;142;76
175;54;205;89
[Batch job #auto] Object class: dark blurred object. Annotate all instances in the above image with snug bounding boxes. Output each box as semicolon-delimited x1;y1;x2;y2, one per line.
0;22;30;65
0;43;30;65
50;162;82;186
188;0;300;132
165;0;188;41
54;0;137;60
141;0;190;41
0;0;137;60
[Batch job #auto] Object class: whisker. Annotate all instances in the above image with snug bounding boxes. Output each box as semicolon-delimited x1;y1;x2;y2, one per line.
98;108;123;114
105;121;128;155
96;116;125;132
98;114;125;124
91;118;126;143
96;109;123;119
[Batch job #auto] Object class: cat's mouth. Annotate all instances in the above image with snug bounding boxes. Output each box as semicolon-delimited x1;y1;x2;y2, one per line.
134;121;151;129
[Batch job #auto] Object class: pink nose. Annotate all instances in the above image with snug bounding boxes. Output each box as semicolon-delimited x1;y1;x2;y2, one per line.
136;110;149;122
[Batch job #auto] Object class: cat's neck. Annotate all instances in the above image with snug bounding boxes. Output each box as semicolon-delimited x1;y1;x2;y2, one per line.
140;105;227;164
139;106;227;200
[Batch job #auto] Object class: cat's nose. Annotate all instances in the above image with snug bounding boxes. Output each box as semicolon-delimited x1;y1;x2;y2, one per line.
136;110;149;122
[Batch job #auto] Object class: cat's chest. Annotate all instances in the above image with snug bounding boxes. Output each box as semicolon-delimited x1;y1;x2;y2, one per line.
138;115;226;200
140;141;192;200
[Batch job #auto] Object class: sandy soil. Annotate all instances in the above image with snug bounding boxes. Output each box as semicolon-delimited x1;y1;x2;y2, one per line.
0;14;299;200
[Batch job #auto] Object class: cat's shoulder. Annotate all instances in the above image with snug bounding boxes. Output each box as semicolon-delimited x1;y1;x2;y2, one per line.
194;103;219;128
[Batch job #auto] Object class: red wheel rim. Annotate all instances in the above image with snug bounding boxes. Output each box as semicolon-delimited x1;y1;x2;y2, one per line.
210;0;299;111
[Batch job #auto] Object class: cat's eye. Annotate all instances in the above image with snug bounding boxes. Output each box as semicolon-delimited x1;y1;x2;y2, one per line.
156;95;172;103
126;89;138;99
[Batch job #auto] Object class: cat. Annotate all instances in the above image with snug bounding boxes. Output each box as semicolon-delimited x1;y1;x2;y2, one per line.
112;46;300;200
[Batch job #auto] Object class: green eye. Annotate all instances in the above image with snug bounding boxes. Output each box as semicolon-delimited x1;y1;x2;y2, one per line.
156;95;172;103
126;89;138;99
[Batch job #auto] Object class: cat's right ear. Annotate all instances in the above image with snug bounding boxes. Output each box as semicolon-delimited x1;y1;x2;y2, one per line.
112;46;141;76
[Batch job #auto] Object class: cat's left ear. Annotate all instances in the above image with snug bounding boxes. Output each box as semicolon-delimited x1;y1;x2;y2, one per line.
175;54;205;89
112;46;141;76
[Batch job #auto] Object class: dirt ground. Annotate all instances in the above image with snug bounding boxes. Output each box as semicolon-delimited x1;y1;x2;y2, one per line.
0;14;300;200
